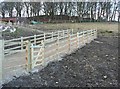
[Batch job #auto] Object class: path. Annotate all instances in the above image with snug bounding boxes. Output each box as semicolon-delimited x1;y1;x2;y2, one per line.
2;51;27;84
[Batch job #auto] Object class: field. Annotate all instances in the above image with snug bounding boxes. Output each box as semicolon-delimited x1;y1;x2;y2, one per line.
2;22;119;40
31;22;118;32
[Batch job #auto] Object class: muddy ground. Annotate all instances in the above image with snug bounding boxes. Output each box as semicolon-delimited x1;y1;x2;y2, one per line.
2;36;118;88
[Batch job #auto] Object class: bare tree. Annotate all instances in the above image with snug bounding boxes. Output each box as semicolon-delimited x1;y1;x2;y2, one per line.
0;2;15;17
0;2;6;18
24;2;30;17
14;2;24;17
29;2;42;16
117;1;120;22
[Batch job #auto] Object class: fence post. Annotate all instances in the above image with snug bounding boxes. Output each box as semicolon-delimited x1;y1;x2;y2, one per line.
44;33;46;41
0;31;2;38
31;44;34;69
21;37;24;50
77;32;79;48
72;29;73;34
0;38;4;84
87;30;90;43
93;29;95;39
91;30;94;40
90;29;93;41
82;31;85;46
34;35;37;45
41;40;45;66
89;30;91;41
95;29;97;39
63;30;65;38
57;31;60;58
86;31;89;43
25;41;32;71
52;32;54;40
68;33;71;53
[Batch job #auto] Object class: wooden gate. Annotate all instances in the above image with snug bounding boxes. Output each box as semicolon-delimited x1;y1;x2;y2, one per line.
25;41;44;70
31;41;44;69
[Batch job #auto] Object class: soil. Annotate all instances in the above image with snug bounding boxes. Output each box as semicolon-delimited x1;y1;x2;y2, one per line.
2;36;119;88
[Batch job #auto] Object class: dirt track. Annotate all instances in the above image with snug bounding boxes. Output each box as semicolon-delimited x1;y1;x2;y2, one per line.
2;36;118;88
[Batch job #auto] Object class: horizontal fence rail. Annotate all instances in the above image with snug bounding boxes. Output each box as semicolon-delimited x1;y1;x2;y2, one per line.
26;29;97;70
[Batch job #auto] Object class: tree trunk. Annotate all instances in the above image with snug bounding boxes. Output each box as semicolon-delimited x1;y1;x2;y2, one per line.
118;13;120;22
2;12;5;18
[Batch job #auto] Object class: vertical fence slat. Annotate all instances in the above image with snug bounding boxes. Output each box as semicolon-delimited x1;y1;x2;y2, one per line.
69;34;71;52
63;30;65;38
72;29;73;34
90;30;92;42
0;38;4;84
52;32;54;40
77;32;79;48
83;31;85;45
95;29;97;39
44;33;46;41
34;35;37;45
41;40;45;66
21;37;23;50
31;44;34;69
25;41;32;71
57;31;60;58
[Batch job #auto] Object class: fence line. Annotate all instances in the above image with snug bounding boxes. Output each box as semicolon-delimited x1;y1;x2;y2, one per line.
26;29;97;71
0;29;97;84
4;30;69;56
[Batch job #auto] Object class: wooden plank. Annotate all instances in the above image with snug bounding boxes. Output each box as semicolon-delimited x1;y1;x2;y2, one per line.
71;33;77;37
21;37;24;50
0;38;4;83
22;35;34;40
36;34;44;37
34;35;37;45
5;38;21;43
5;41;21;46
25;41;32;71
68;34;71;52
41;41;45;66
4;45;21;52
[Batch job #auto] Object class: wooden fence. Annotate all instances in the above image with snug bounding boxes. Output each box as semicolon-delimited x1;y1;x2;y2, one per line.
4;30;69;56
26;29;97;71
0;30;70;84
0;29;97;84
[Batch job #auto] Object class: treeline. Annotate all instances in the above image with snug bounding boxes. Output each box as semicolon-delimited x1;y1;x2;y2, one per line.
0;1;120;22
